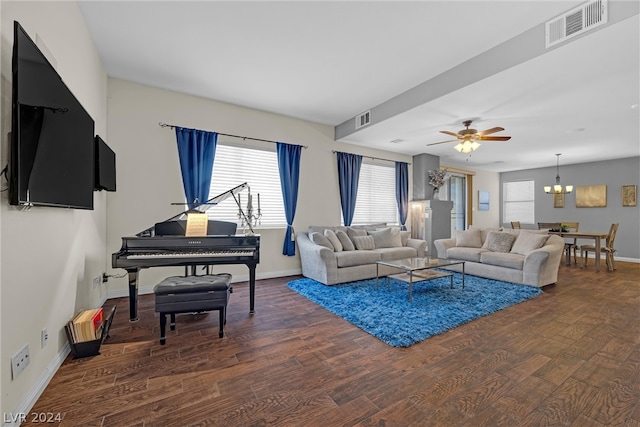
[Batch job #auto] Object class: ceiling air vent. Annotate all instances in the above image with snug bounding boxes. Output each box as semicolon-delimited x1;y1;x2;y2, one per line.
545;0;607;48
355;110;371;129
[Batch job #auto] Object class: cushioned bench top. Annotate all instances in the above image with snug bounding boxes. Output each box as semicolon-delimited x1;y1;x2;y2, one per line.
154;273;232;295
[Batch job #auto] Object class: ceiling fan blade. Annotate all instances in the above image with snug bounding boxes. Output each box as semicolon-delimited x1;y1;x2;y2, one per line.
478;136;511;141
440;130;461;137
478;126;504;136
426;139;457;146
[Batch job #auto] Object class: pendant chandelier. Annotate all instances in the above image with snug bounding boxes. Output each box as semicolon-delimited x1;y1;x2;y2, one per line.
544;153;573;194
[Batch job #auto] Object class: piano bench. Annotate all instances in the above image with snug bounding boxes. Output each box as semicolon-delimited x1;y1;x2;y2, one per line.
153;273;232;345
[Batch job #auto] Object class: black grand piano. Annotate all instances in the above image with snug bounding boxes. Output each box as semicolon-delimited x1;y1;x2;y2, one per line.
112;183;260;321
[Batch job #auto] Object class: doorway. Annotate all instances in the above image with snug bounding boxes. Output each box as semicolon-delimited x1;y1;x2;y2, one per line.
449;174;467;234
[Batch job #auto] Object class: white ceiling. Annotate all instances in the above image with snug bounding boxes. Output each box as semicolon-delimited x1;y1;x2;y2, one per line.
78;1;640;172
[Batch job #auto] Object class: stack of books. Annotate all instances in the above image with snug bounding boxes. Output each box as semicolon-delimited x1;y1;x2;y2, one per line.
66;308;104;343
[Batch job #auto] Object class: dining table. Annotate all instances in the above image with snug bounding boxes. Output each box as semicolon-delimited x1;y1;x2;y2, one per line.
548;230;611;271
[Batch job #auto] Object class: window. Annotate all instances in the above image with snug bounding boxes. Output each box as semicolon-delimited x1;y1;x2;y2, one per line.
208;143;286;228
503;180;535;224
351;161;398;225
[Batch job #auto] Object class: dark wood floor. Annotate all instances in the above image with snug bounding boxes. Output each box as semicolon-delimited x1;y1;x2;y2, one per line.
27;261;640;426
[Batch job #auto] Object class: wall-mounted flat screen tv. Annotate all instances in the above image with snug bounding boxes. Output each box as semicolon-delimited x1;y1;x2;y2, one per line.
10;21;95;210
95;135;116;192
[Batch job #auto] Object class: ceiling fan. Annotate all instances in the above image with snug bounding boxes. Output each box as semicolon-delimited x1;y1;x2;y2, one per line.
427;120;511;153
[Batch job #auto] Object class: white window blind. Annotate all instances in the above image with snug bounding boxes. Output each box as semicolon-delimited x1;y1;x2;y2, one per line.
351;161;398;225
208;143;286;228
503;180;535;224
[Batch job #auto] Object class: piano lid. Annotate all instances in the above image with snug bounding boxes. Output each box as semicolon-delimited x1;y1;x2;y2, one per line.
137;182;249;237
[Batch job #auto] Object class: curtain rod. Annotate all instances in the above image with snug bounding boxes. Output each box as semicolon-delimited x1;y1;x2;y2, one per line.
159;122;307;148
332;150;411;165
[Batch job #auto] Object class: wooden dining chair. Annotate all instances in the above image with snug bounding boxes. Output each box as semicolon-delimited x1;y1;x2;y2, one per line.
511;221;521;229
581;223;619;271
537;222;561;230
561;222;579;265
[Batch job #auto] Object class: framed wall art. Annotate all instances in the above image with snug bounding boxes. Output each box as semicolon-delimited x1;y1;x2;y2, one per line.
622;185;637;207
576;185;607;208
553;192;564;208
478;190;490;211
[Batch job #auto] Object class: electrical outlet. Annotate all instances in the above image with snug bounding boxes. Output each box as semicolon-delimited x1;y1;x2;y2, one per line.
93;275;101;288
41;329;49;348
11;344;30;379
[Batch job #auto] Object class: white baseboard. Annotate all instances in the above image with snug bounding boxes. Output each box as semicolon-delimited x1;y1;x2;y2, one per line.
3;293;108;427
2;343;71;427
581;255;638;263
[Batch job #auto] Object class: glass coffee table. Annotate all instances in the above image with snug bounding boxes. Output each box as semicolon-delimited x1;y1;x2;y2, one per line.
376;257;466;302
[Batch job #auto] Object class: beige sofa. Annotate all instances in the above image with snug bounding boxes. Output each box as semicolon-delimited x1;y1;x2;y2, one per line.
434;227;564;287
297;225;428;285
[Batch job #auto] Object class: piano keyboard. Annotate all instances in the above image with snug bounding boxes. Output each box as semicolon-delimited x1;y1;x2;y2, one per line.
126;250;254;259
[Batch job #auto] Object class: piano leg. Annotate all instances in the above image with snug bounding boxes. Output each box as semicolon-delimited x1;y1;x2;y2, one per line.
128;269;140;322
249;264;256;314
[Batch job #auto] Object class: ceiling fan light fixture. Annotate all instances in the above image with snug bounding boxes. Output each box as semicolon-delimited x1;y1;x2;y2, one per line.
454;138;480;154
427;120;510;153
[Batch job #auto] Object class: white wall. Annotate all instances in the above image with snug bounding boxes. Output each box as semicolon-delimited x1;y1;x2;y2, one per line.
105;78;415;296
468;168;501;228
1;1;108;416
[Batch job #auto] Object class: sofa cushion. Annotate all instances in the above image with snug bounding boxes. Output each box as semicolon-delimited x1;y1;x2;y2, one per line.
368;227;402;248
324;229;343;252
482;231;517;253
335;250;381;267
480;251;525;270
352;235;375;250
310;232;334;250
446;247;487;262
350;223;387;231
456;229;482;248
511;231;549;255
335;230;355;251
376;246;417;261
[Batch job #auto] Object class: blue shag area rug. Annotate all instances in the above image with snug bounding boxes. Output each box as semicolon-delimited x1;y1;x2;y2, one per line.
287;273;543;347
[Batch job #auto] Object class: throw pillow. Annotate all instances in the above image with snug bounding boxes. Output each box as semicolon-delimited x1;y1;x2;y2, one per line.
368;227;401;248
400;230;410;246
347;227;367;241
388;227;403;247
310;232;334;251
471;226;503;244
352;235;375;250
335;230;355;251
510;231;549;255
308;225;347;235
482;231;517;253
324;229;343;252
456;229;482;248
